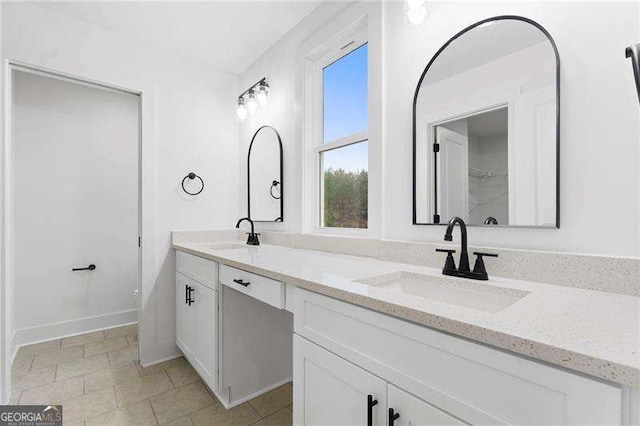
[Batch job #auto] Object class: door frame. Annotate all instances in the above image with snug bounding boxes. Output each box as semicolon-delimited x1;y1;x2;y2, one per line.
2;60;152;403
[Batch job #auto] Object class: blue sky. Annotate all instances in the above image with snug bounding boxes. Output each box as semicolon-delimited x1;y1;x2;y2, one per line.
323;43;368;173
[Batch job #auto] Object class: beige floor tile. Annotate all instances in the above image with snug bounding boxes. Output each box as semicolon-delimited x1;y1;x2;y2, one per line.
108;345;138;367
114;371;174;407
85;362;140;393
85;337;129;358
248;382;292;417
150;382;213;424
104;324;137;340
127;334;138;346
17;339;61;357
32;346;84;370
166;364;200;388
162;415;194;425
189;400;260;426
20;376;84;405
56;354;109;381
61;387;118;423
137;357;187;377
62;331;105;349
12;365;56;392
11;355;34;376
251;407;293;426
86;399;157;425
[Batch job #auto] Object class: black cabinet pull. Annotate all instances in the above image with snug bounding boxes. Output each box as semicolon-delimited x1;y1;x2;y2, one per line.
233;279;250;287
187;286;194;306
72;264;96;272
367;395;378;426
389;408;400;426
185;284;189;305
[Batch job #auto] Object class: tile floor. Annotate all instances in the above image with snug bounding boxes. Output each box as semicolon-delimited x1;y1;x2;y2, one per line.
9;325;293;425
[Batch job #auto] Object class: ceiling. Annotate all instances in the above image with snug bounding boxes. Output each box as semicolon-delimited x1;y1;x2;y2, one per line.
34;1;322;74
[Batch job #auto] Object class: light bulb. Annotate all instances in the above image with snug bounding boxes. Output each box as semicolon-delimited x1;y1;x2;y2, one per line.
247;91;258;114
407;7;426;25
236;98;247;122
257;82;269;107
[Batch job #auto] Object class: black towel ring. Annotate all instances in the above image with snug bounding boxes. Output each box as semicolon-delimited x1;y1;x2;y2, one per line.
270;180;281;200
182;172;204;196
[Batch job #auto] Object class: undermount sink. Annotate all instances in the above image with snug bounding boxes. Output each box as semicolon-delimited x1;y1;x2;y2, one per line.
197;242;247;250
356;271;529;313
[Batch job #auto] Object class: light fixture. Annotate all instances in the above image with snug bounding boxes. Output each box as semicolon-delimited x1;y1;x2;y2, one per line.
247;90;258;114
257;81;270;107
406;0;428;26
236;97;247;122
236;77;269;121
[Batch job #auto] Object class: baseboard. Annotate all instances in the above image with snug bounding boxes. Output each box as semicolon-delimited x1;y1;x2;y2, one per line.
139;353;182;369
12;309;137;347
226;376;293;409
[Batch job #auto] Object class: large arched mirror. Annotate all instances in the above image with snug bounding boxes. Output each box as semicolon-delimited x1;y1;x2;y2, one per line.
413;16;559;228
248;125;283;222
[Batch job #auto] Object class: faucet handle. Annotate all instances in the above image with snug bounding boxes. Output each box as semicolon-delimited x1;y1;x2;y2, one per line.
435;248;457;274
471;252;498;280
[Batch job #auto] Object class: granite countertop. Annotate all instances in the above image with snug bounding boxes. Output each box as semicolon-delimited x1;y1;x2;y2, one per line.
173;240;640;388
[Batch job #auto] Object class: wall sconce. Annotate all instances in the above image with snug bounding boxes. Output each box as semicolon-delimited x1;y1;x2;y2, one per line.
406;0;428;26
237;78;270;122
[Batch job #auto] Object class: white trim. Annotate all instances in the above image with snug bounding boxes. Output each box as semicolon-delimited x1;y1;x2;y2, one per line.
316;131;368;154
224;377;293;410
2;61;157;402
12;312;137;348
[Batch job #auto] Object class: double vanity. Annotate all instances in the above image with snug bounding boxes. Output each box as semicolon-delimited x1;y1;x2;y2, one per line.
172;235;638;425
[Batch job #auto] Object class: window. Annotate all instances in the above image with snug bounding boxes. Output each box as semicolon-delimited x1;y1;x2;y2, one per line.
319;43;368;229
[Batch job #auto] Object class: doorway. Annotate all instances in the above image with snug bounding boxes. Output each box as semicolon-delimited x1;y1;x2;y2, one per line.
9;66;141;353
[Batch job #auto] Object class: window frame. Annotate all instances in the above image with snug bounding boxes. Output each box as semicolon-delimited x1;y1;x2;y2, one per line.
304;20;372;235
317;38;369;230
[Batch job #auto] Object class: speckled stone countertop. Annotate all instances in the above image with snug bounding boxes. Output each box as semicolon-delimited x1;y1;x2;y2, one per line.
173;241;640;388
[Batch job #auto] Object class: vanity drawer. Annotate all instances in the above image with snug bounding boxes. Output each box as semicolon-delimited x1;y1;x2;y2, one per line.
176;251;218;290
219;265;284;309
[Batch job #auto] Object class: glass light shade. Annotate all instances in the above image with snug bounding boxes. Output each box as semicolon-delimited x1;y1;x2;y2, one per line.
406;5;427;25
236;98;247;122
247;91;258;114
257;84;269;107
406;0;425;11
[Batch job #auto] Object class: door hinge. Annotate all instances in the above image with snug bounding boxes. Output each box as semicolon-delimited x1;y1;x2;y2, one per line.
138;236;141;247
433;143;440;153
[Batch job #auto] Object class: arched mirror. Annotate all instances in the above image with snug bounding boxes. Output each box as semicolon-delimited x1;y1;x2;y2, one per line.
413;16;559;228
248;125;283;222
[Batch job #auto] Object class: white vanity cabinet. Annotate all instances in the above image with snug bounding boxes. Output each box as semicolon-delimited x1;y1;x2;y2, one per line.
293;288;623;426
175;252;219;393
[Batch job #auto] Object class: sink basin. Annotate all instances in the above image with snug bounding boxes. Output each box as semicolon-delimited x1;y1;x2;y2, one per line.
197;242;247;250
356;271;529;313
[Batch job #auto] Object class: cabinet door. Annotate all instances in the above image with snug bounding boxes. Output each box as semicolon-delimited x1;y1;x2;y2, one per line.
176;273;196;359
293;335;386;426
387;384;467;426
193;281;218;391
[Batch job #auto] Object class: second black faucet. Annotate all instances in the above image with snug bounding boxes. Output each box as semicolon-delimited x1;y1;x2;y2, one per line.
236;217;260;246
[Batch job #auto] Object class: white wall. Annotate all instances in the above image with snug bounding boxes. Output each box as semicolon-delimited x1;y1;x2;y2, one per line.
1;3;240;366
240;1;640;257
12;70;139;341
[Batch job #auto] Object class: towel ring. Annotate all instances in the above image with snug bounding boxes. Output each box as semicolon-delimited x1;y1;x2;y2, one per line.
270;180;281;200
182;172;204;196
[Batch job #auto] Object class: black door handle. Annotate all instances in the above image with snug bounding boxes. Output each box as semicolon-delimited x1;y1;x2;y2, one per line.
367;395;378;426
72;264;96;272
389;408;400;426
233;279;250;287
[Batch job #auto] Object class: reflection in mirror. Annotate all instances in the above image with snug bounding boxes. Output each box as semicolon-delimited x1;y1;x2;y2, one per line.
248;125;283;222
413;16;559;227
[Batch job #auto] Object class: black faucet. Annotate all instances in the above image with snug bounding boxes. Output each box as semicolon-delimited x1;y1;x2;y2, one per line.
437;216;498;280
236;217;260;246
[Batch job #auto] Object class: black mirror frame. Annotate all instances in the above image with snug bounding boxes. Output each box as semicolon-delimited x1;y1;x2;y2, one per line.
247;125;284;222
412;15;561;228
